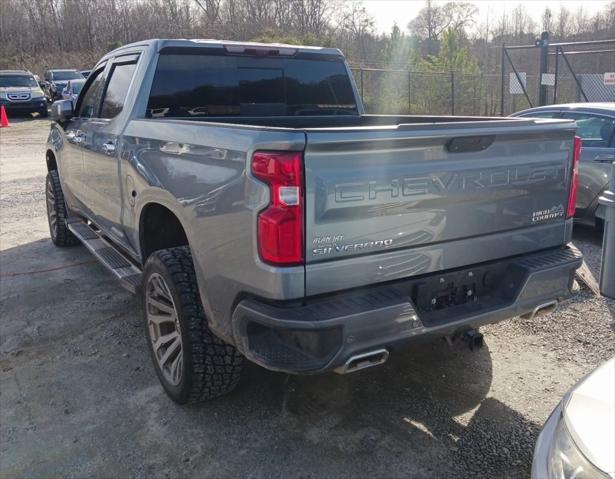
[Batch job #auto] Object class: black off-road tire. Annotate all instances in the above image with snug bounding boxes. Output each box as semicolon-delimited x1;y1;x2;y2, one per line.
46;170;79;247
142;246;243;404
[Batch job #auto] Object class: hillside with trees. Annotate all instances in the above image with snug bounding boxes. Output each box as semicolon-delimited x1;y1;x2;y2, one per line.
1;0;613;114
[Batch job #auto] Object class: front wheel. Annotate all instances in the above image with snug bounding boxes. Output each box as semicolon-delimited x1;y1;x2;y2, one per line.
46;171;79;246
142;246;243;403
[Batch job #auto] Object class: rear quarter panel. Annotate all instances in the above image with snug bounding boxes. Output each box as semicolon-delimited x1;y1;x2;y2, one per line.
121;119;306;341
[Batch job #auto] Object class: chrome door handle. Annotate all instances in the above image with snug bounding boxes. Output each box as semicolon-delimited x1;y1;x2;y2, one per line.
102;141;116;155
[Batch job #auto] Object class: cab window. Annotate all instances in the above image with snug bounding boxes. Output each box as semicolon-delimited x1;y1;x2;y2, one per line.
100;60;138;119
77;69;106;118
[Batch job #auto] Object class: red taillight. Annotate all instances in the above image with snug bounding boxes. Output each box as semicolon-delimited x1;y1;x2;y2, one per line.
251;151;304;265
567;136;582;218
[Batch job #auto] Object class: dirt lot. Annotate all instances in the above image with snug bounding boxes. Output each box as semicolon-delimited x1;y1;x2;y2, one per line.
1;119;614;479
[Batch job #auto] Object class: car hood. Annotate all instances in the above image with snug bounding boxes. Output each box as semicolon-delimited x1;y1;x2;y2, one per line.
564;357;615;476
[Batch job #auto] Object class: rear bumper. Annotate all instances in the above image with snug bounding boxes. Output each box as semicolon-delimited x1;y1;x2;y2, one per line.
232;245;582;374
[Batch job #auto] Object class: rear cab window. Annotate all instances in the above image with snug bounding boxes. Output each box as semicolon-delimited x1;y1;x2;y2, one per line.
146;49;358;118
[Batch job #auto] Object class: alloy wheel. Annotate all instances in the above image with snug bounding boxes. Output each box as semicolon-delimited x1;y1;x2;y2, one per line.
46;178;57;241
145;273;183;386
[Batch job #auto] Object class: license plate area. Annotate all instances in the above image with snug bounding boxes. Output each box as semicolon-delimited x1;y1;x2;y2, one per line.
410;262;524;325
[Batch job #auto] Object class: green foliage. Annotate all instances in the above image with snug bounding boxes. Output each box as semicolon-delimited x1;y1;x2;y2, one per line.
382;24;417;68
418;28;479;73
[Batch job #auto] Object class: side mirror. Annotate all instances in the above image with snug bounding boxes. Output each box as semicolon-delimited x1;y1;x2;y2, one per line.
51;100;74;123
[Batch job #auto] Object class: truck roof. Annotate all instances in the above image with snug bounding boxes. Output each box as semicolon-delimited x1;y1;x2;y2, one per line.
100;38;344;61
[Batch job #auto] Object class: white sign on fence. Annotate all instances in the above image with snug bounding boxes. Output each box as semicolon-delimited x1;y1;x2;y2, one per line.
541;73;555;86
510;72;527;94
604;72;615;85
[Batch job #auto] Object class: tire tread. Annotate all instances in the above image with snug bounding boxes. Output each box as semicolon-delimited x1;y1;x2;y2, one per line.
148;246;243;403
46;170;79;247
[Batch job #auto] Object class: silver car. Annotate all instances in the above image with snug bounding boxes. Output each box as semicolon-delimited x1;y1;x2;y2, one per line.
512;103;615;229
532;357;614;478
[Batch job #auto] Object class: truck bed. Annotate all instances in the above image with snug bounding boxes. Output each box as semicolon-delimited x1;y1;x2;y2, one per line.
126;114;576;297
156;113;543;129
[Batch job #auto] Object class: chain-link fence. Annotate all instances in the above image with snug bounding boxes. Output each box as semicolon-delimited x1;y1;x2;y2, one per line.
349;37;615;117
350;68;504;116
500;37;615;115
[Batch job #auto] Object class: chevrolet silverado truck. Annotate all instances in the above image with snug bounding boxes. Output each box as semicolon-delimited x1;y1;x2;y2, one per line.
45;39;583;404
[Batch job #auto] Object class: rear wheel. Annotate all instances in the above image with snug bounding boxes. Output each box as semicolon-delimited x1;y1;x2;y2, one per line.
142;246;243;403
46;170;79;246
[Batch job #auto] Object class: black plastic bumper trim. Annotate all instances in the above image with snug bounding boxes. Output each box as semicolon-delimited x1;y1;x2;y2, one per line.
232;245;582;374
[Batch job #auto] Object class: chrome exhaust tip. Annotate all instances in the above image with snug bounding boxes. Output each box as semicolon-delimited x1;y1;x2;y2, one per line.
520;300;558;320
334;349;389;375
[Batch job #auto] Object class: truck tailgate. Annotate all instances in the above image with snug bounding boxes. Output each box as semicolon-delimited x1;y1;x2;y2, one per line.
304;119;577;295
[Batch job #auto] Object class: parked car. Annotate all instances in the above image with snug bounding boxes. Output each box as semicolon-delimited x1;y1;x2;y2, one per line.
512;103;615;228
42;69;84;102
0;69;48;117
46;39;582;404
80;69;91;79
61;79;86;104
532;357;614;478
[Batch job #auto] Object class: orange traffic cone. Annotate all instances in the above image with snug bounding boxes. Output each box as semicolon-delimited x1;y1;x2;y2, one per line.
0;105;9;128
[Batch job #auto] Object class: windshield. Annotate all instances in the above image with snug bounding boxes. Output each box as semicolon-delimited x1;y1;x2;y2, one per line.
147;52;358;118
52;71;83;81
0;75;38;88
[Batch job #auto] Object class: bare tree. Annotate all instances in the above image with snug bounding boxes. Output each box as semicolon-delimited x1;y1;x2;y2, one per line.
408;1;477;54
555;6;571;39
541;8;553;34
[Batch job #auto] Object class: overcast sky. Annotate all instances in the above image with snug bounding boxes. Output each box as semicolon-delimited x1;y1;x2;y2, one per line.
361;0;611;34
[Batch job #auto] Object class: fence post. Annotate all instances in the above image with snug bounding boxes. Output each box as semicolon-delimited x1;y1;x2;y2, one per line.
450;71;455;115
500;44;505;116
553;46;559;103
538;31;549;106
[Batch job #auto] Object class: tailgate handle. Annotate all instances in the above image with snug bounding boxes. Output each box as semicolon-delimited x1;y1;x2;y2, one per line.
446;135;495;153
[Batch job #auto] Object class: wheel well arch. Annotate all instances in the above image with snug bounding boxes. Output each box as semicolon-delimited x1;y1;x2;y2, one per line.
139;203;189;262
46;150;57;171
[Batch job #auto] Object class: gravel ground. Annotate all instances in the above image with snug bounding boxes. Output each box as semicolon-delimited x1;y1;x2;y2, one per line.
1;119;613;479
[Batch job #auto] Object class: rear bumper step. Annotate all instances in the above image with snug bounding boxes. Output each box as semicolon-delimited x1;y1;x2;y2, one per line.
68;219;142;293
232;245;582;374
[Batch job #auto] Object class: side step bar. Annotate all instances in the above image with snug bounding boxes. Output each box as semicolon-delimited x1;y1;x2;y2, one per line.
68;220;142;294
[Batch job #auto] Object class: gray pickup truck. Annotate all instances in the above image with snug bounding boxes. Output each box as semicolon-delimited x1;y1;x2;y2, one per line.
46;39;582;404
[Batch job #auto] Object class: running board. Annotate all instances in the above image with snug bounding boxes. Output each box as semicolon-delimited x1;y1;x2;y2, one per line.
68;220;142;294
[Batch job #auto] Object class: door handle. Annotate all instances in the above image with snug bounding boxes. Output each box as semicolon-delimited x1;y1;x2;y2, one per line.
102;141;116;156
